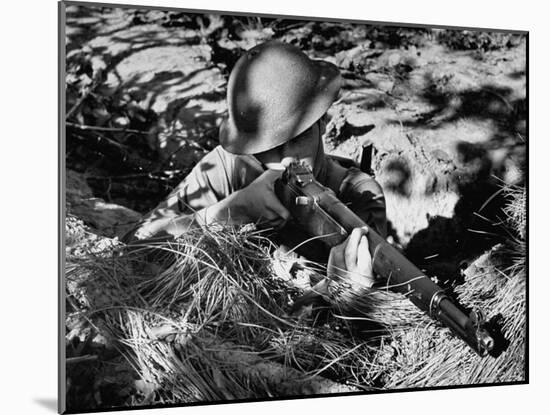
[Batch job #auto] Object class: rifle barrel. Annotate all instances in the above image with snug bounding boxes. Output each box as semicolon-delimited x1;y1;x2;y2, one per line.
277;162;495;357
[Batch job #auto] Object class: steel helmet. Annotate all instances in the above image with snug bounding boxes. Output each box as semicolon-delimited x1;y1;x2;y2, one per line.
219;41;341;155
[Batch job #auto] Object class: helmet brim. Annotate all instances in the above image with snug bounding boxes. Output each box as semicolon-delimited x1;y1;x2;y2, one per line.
219;59;341;155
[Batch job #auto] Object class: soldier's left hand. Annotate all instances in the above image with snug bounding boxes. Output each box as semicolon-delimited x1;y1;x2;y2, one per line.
327;226;375;287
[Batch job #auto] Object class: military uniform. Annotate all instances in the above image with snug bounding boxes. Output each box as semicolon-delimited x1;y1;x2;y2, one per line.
126;41;386;264
127;145;386;263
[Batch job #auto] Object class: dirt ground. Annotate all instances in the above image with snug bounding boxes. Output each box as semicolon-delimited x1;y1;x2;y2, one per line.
64;4;526;411
66;3;525;282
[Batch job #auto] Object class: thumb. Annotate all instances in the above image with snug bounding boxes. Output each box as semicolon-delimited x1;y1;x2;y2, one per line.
280;156;296;168
263;157;296;170
260;166;286;186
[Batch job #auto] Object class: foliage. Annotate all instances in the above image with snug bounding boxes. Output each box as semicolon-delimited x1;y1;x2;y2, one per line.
435;30;524;52
65;25;185;212
364;26;430;49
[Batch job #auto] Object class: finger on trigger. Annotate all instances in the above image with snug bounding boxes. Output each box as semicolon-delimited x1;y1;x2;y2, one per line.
344;228;363;270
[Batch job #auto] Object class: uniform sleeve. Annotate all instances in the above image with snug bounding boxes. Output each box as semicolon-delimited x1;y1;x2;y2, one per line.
339;168;387;238
122;146;234;242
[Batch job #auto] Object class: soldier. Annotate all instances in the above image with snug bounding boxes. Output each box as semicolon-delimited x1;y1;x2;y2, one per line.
124;41;386;289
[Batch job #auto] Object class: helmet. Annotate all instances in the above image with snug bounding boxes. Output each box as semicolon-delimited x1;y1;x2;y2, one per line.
219;41;341;155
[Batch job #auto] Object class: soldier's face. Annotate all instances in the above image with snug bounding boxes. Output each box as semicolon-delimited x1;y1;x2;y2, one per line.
255;119;326;176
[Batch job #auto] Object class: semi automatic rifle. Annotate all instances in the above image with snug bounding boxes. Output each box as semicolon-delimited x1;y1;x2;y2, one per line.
274;161;495;357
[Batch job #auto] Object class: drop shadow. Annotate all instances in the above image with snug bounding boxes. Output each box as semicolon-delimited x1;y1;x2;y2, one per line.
34;398;57;412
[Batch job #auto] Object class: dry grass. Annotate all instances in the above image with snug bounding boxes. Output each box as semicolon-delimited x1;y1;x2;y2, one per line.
65;183;526;408
369;182;527;388
66;225;364;407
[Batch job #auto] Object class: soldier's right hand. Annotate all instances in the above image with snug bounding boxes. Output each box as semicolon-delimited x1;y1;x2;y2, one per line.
204;166;290;228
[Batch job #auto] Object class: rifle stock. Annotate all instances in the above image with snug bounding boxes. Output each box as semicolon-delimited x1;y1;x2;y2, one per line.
275;161;494;357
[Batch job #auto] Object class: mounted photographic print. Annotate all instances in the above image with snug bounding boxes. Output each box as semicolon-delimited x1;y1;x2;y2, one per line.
59;1;528;413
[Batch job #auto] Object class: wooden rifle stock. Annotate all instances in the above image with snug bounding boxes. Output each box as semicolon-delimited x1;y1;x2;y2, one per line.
275;162;494;357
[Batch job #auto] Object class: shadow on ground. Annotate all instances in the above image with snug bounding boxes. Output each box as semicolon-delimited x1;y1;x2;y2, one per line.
397;80;526;144
404;140;519;290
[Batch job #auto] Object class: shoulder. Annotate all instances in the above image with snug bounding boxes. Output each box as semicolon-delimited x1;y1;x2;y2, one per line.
188;145;245;187
178;145;263;198
337;166;387;236
323;157;384;200
339;166;385;200
194;145;234;175
164;145;237;210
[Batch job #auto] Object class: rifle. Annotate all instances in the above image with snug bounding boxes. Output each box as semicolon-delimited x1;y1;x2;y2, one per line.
274;161;495;357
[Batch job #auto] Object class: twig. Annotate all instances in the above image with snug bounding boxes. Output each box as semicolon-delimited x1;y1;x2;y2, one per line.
87;170;186;182
73;132;129;152
66;85;97;120
480;87;514;113
66;121;148;135
66;355;98;365
516;132;526;142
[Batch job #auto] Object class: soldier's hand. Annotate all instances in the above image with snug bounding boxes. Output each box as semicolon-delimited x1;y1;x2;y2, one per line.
327;227;375;288
236;167;291;227
204;163;290;228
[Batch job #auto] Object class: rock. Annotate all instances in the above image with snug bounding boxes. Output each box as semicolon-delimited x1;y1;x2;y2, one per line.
334;44;366;69
430;149;451;162
364;72;395;93
387;52;402;67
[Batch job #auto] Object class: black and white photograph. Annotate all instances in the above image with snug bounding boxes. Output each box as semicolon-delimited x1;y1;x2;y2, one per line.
60;1;527;413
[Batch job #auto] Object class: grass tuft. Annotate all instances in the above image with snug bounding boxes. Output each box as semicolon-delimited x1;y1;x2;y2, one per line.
65;183;526;407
